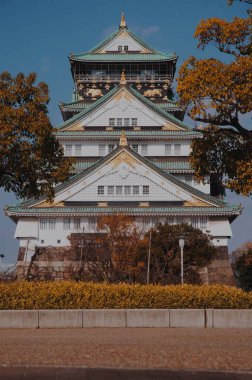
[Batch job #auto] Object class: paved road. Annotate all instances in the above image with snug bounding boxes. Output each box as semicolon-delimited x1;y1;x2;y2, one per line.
0;328;251;378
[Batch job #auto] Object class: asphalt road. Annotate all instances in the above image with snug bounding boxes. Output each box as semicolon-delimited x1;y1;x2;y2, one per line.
0;328;251;379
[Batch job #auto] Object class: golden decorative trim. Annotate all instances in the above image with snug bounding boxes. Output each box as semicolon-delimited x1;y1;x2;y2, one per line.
98;202;108;207
184;200;211;207
119;130;128;147
139;202;149;208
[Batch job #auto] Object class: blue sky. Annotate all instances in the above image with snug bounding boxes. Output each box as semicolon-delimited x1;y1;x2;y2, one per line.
0;0;251;262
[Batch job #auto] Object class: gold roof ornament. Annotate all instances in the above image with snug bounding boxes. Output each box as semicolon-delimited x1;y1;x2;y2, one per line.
120;69;126;85
119;130;128;147
120;12;127;28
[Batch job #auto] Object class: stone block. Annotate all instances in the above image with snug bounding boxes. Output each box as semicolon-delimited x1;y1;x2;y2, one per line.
83;309;126;327
0;310;39;328
213;309;252;328
170;309;205;328
205;309;213;328
39;309;82;328
126;309;170;327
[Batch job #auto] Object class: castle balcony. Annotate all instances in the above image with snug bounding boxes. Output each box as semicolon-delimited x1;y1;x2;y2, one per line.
75;73;172;84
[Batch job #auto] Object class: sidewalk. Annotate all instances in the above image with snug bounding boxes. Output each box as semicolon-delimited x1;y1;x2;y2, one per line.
0;328;251;378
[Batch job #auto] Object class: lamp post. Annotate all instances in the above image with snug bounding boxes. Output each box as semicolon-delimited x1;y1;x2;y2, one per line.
178;238;185;285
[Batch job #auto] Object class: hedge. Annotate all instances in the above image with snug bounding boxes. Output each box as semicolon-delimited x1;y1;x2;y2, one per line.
1;282;252;310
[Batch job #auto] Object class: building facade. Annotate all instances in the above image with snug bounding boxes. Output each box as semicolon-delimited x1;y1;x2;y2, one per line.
6;15;240;283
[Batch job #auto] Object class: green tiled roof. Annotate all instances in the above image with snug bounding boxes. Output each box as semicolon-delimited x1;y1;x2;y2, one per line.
73;160;193;173
70;27;177;62
56;129;201;139
70;53;176;63
5;145;240;217
56;84;192;131
59;99;182;113
6;205;241;217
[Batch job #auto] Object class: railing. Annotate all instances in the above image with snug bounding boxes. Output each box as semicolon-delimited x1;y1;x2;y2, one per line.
75;74;171;83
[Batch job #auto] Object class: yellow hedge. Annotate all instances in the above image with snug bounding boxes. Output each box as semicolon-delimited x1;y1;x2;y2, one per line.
0;282;252;310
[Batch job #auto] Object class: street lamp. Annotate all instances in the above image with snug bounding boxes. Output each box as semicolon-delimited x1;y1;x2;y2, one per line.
177;236;188;285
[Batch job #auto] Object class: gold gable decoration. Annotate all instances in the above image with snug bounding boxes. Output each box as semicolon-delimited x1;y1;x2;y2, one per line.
183;200;211;207
120;12;127;28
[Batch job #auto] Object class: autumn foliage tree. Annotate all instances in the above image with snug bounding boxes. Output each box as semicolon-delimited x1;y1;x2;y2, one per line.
177;9;252;196
0;71;73;199
140;222;216;285
231;242;252;290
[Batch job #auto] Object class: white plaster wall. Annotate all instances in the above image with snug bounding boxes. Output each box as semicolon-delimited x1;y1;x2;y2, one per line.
16;216;231;255
99;31;149;52
61;141;191;157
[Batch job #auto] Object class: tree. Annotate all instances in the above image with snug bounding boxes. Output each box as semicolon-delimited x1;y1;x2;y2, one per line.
141;223;216;285
71;214;145;283
0;71;73;199
177;12;252;195
231;242;252;290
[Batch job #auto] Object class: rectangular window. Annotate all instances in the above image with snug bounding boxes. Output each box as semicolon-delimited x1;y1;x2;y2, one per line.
98;186;104;195
132;118;137;126
118;45;122;51
132;144;139;153
124;45;128;51
63;218;71;230
108;144;115;153
143;186;149;195
65;145;72;156
199;217;207;229
124;186;131;195
75;145;82;156
108;186;114;195
166;217;174;225
109;118;115;126
133;186;139;195
40;218;47;230
192;217;198;229
143;218;151;228
99;144;106;156
73;218;81;230
141;144;148;155
124;118;130;126
174;144;181;156
88;217;96;230
176;217;183;225
165;144;172;156
48;218;56;230
117;118;123;126
116;186;123;195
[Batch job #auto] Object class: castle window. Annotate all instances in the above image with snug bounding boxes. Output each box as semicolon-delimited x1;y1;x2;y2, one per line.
174;144;181;156
88;217;96;230
75;145;82;156
165;144;172;156
166;217;174;225
132;118;137;126
41;240;44;244
63;218;71;230
143;186;149;195
132;144;138;153
48;218;56;230
57;240;61;244
124;118;130;126
118;45;122;51
117;118;123;126
99;144;105;156
199;217;207;229
124;45;128;51
109;118;115;126
74;218;81;230
141;144;148;155
65;145;72;156
124;186;131;195
143;218;151;228
116;186;123;195
192;217;198;229
176;217;183;225
108;144;115;153
98;186;104;195
133;186;139;195
40;218;47;230
108;186;114;195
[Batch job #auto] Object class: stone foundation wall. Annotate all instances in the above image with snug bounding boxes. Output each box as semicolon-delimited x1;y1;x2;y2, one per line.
15;245;236;285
